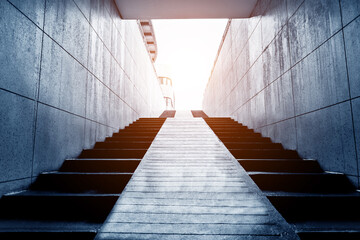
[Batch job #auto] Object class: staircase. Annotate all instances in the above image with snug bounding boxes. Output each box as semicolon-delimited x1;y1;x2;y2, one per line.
0;118;164;239
204;117;360;239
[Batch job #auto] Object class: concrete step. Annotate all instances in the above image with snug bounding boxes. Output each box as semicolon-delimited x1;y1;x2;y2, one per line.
31;172;133;193
209;127;253;132
105;136;156;142
79;149;147;158
127;123;164;128
217;136;272;143
239;159;322;173
297;231;360;240
0;231;96;240
249;172;354;193
225;142;283;149
191;110;208;118
206;123;243;127
295;222;360;240
159;110;176;118
125;125;164;129
0;192;119;222
204;117;233;120
112;131;158;137
60;159;141;172
230;149;300;159
266;193;360;222
215;132;262;137
137;118;166;121
94;142;151;149
0;220;99;239
122;127;163;132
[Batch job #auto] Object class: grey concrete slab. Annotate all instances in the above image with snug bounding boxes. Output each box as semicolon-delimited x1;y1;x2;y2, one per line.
340;0;360;26
97;119;299;239
0;0;43;99
44;0;90;66
264;71;295;125
0;90;35;183
248;23;263;66
89;0;112;50
249;91;267;129
296;101;357;176
73;0;91;21
33;104;85;176
291;32;349;115
39;35;87;116
264;118;297;151
288;0;342;64
344;16;360;98
84;119;97;149
286;0;304;19
261;0;288;49
8;0;45;28
86;74;111;124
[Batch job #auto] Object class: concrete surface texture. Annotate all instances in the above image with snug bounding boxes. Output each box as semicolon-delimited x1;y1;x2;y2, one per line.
96;118;299;239
0;0;165;196
203;0;360;187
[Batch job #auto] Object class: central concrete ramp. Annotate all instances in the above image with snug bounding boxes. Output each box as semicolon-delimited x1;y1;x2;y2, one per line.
96;118;298;239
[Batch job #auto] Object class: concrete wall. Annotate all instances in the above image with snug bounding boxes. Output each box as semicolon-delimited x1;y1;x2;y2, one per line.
203;0;360;187
0;0;165;196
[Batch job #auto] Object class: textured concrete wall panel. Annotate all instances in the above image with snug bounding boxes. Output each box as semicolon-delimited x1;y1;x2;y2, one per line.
0;1;43;99
0;0;164;196
203;0;360;186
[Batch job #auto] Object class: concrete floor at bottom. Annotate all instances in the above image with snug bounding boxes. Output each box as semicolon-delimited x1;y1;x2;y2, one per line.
96;118;299;240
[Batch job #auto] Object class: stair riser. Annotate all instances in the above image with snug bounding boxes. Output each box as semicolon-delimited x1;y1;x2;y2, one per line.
60;160;141;172
112;132;158;137
0;232;96;240
31;174;132;193
297;232;360;240
230;150;299;159
251;174;354;193
218;137;272;143
79;150;147;159
105;137;156;142
226;143;283;150
239;160;323;173
0;196;118;222
215;132;261;137
210;128;253;132
268;196;360;221
122;128;162;132
94;142;152;149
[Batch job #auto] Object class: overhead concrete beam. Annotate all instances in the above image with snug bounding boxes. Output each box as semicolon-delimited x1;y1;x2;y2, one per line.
115;0;258;19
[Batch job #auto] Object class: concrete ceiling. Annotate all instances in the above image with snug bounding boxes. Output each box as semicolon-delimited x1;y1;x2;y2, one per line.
115;0;258;19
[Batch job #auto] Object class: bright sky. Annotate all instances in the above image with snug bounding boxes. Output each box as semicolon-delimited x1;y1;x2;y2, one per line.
152;19;228;110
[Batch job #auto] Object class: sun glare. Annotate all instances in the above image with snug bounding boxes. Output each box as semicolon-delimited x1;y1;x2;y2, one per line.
152;19;228;110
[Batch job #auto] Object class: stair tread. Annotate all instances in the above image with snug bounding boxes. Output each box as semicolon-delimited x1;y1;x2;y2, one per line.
294;221;360;231
248;172;340;175
264;191;360;197
5;190;121;197
41;171;134;175
0;219;100;231
65;158;142;161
